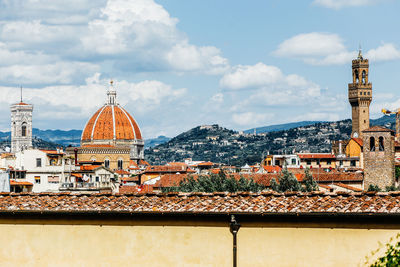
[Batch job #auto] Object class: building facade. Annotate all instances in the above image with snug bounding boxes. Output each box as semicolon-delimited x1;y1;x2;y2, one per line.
70;82;145;171
362;126;395;190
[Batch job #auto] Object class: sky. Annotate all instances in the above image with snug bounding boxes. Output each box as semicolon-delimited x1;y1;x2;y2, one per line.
0;0;400;138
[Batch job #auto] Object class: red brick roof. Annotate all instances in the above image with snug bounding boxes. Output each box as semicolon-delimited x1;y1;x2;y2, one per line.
362;126;393;133
80;165;101;171
9;180;33;186
139;160;150;166
298;153;336;159
352;138;363;147
144;165;190;173
263;165;282;173
1;192;400;214
81;105;142;142
334;183;362;192
197;162;214;167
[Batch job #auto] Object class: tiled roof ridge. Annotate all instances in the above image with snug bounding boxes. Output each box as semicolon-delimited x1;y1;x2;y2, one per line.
2;191;400;214
1;191;400;197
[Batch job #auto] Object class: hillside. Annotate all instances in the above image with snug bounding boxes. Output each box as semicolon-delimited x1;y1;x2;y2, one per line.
245;121;324;134
0;136;61;151
0;129;171;148
145;115;397;166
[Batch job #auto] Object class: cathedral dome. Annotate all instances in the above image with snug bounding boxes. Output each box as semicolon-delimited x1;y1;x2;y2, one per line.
81;83;142;147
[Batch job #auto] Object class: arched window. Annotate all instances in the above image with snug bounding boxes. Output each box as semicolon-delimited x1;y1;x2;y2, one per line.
104;159;110;168
370;137;375;152
362;70;366;84
21;123;27;137
355;70;359;83
117;159;123;170
379;136;384;151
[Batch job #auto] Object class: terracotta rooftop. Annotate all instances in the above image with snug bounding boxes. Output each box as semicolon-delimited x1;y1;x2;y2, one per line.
297;153;336;159
144;165;191;173
81;105;142;143
1;192;400;214
352;137;363;147
362;126;394;133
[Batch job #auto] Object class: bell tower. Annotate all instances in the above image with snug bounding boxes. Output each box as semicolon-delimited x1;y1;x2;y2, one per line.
348;49;372;138
10;94;33;153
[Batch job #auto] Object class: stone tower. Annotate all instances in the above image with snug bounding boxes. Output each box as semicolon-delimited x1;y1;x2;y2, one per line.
362;126;395;190
10;101;33;153
348;49;372;138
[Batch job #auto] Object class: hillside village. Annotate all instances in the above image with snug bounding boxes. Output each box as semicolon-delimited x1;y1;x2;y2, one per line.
145;117;395;166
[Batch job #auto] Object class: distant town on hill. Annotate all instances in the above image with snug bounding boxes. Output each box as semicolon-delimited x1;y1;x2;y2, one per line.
145;115;396;166
0;115;395;165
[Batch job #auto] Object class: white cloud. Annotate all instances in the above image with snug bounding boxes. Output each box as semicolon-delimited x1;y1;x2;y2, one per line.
274;33;346;57
232;112;272;126
166;43;229;74
365;43;400;61
220;63;284;90
80;0;228;73
313;0;385;9
274;32;400;65
0;0;228;75
220;63;320;98
0;73;187;121
211;93;224;103
0;62;99;85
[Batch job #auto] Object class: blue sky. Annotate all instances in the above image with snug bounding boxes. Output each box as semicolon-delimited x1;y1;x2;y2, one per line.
0;0;399;138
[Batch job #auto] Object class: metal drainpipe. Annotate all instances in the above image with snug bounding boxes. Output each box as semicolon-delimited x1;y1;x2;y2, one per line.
230;215;241;267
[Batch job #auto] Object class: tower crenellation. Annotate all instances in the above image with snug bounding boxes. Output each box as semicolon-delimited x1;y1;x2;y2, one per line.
348;49;372;138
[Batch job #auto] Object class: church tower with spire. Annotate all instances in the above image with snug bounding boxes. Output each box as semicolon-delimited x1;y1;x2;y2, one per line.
10;89;33;153
348;48;372;138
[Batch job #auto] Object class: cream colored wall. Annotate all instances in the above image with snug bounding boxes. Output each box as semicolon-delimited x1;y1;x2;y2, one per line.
0;224;231;267
0;223;398;267
79;152;130;170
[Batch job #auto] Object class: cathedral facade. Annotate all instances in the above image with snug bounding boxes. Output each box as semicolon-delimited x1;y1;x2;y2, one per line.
70;82;144;171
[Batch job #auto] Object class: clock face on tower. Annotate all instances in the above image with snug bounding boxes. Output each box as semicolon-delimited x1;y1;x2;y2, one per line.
353;132;359;138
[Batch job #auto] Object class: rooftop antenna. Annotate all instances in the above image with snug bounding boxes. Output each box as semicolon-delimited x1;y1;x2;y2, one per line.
20;86;23;103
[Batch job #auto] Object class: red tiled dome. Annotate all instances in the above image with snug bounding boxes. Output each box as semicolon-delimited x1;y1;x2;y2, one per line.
81;105;142;144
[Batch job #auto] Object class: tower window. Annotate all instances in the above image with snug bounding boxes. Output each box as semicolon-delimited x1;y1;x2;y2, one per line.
370;137;375;152
21;124;27;137
36;158;42;167
362;70;366;84
104;159;110;168
379;136;384;151
117;159;123;170
364;120;366;123
355;70;359;83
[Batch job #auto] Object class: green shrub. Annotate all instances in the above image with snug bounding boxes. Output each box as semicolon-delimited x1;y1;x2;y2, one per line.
368;184;381;192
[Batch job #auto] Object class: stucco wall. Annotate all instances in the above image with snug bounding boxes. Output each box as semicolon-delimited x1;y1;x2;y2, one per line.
0;223;397;266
